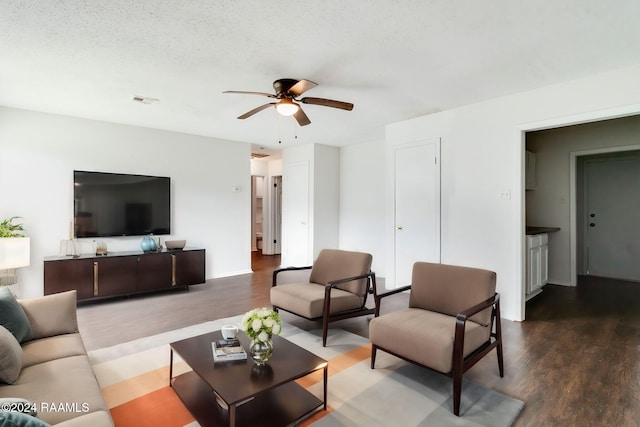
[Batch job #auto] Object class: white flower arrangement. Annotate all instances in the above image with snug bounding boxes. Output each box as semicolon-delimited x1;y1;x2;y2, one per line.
240;307;282;342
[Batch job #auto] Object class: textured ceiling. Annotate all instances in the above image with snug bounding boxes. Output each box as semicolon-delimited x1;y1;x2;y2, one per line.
1;1;639;149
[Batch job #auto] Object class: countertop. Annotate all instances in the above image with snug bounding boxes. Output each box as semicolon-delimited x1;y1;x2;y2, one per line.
526;226;561;235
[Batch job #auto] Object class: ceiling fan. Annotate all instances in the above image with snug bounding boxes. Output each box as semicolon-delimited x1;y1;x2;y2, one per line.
223;78;353;126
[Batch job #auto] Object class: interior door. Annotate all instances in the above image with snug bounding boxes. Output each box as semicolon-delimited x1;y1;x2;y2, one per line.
394;141;441;286
584;155;640;281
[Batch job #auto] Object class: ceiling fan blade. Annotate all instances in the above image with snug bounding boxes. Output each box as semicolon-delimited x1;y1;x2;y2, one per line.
224;90;276;98
288;79;318;97
293;108;311;126
237;103;275;119
300;97;354;111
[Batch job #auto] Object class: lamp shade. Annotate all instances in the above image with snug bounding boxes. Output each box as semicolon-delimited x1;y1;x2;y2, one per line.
0;237;30;269
275;99;300;116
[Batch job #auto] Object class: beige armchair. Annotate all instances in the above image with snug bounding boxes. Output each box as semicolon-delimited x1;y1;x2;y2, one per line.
369;262;503;416
271;249;377;346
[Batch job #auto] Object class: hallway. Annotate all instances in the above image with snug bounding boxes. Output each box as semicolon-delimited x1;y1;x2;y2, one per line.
251;250;281;272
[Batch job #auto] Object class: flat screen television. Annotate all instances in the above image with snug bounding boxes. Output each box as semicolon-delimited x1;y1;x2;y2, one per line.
74;170;171;238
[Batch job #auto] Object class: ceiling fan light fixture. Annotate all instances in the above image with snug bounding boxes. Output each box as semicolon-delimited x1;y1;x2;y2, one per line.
275;99;299;116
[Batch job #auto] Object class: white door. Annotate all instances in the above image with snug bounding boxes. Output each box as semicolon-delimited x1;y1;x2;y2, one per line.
282;162;310;266
584;155;640;281
394;141;441;286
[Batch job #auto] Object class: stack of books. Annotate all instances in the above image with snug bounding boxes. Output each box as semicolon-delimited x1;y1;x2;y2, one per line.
212;338;247;362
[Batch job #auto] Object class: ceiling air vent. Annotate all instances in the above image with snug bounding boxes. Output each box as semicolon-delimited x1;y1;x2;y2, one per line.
133;96;159;105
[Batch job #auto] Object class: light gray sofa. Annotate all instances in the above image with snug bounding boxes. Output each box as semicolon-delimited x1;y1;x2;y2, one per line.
0;290;113;426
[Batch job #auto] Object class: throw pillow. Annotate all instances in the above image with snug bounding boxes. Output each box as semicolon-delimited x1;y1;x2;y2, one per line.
0;412;51;427
0;398;37;417
0;287;32;343
0;326;23;384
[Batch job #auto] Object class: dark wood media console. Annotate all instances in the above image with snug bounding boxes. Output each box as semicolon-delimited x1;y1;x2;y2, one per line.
44;248;205;302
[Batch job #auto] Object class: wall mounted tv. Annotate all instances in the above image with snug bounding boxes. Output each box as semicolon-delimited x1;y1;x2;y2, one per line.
74;170;171;238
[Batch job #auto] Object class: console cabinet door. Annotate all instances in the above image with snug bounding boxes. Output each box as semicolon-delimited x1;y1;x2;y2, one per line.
94;257;138;297
173;250;205;286
44;249;205;301
44;258;94;300
138;253;172;291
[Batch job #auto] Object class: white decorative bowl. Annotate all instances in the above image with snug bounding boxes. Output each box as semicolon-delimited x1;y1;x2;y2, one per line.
165;240;186;250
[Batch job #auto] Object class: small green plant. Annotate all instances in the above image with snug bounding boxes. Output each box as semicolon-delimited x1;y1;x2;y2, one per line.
0;216;26;238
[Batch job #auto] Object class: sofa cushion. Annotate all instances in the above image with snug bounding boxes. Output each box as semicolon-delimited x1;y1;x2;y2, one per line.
0;288;32;343
21;333;87;369
0;412;51;427
53;411;113;427
369;308;490;373
0;326;23;384
0;355;109;425
19;291;78;341
271;283;364;319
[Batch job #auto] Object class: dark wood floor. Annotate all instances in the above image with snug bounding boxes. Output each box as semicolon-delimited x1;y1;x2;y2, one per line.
77;252;640;426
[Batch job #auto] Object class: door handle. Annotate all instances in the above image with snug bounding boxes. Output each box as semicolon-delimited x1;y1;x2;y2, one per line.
396;226;403;230
589;223;596;227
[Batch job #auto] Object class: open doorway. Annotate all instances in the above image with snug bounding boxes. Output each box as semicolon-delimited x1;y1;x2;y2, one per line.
271;176;282;254
251;175;264;253
523;114;640;317
576;149;640;281
250;148;283;272
251;175;280;272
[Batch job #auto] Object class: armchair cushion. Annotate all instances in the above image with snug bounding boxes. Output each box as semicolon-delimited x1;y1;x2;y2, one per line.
309;249;372;298
409;262;496;327
369;308;489;373
271;283;363;318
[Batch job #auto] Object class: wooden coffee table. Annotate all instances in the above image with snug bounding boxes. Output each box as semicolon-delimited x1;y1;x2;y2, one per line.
170;331;328;427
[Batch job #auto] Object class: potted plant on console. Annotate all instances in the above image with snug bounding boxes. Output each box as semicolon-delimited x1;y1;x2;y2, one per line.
0;216;30;287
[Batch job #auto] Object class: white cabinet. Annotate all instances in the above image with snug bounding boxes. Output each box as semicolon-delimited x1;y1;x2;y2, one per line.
525;150;536;190
526;233;548;299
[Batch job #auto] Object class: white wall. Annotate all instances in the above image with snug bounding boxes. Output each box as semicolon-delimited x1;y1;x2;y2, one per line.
281;143;339;266
339;139;386;277
526;115;640;285
376;64;640;321
312;144;340;259
0;107;252;298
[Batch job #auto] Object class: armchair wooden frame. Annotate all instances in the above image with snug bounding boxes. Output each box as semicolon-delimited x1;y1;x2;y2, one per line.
272;265;378;346
371;288;504;416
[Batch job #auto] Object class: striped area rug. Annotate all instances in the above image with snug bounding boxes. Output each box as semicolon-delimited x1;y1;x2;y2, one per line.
88;317;523;426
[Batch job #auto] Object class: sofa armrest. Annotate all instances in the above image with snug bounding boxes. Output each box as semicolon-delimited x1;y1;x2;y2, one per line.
19;290;78;340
